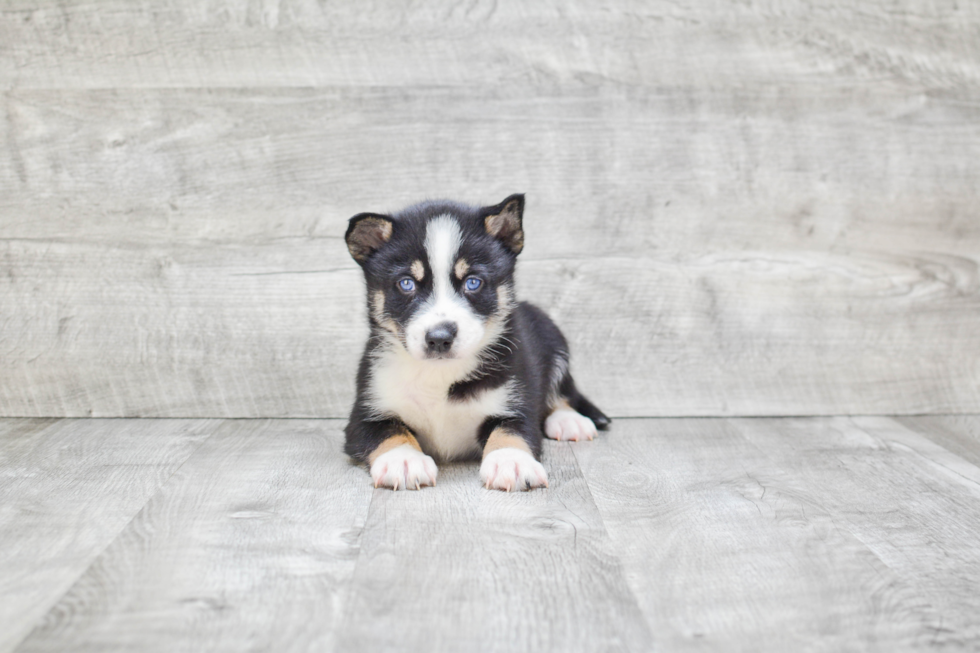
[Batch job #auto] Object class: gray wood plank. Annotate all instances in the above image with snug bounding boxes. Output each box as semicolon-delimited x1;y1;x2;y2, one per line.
0;418;59;453
6;416;980;651
335;441;651;652
2;244;977;419
572;417;954;651
3;86;979;256
14;419;374;653
0;237;363;418
895;415;980;468
0;418;214;653
1;1;978;90
730;416;980;649
2;85;978;418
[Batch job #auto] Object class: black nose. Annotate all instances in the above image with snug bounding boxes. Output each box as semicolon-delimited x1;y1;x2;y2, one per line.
425;322;458;354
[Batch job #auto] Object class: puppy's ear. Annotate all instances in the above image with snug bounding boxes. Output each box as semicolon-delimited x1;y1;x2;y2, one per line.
481;194;525;255
346;213;394;263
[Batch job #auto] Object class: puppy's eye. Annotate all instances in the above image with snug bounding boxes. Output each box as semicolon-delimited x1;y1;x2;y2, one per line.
464;277;483;292
398;278;416;293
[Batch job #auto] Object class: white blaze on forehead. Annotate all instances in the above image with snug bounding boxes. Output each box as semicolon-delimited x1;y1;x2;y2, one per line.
424;216;462;300
403;215;485;360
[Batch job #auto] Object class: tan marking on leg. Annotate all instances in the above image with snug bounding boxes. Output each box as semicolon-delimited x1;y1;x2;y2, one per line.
454;257;470;279
368;432;422;465
483;427;532;458
410;259;425;281
550;398;572;413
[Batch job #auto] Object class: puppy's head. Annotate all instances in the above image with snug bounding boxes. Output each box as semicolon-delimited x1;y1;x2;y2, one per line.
346;195;524;361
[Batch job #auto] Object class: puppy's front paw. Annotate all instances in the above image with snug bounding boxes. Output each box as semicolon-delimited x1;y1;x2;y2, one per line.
544;409;597;442
480;448;548;492
370;444;438;491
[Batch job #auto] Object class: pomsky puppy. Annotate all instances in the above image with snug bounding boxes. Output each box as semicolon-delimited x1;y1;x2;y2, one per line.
343;194;609;491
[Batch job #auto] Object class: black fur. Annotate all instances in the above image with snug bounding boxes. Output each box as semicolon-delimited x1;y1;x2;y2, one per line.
343;195;609;465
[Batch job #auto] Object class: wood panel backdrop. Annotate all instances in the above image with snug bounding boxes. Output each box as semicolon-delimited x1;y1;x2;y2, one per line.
1;0;978;418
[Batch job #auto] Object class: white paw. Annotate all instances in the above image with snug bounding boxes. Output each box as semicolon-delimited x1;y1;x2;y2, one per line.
544;408;597;441
480;448;548;492
370;445;438;491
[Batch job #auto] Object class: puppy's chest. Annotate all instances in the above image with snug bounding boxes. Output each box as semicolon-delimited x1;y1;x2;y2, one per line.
368;358;513;461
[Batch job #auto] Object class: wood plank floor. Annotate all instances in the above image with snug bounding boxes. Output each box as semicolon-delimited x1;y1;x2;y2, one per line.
2;416;979;652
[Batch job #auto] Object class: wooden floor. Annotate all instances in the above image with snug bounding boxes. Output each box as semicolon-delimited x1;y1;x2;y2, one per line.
2;417;979;652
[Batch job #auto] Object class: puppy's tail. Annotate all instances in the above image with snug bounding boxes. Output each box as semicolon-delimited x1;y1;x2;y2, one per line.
519;300;612;430
558;370;611;431
568;388;611;431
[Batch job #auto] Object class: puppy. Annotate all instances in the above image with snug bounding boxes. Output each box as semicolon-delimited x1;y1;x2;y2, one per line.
343;194;609;491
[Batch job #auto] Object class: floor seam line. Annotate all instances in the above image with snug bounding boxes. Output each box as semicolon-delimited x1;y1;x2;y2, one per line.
567;441;657;647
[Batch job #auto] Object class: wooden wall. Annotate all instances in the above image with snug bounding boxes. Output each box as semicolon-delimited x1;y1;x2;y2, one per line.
1;1;978;418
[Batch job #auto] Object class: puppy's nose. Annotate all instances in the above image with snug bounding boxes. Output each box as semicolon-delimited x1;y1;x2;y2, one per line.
425;322;458;354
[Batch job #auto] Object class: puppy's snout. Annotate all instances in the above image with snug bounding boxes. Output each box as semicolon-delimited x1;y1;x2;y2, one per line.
425;322;458;355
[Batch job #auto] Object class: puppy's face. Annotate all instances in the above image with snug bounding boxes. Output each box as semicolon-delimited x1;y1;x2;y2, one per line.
346;196;525;362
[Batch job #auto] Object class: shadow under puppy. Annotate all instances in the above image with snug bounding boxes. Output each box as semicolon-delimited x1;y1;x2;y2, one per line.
344;194;609;491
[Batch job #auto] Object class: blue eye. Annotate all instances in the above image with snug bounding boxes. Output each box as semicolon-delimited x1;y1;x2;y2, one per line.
398;278;416;292
464;277;483;291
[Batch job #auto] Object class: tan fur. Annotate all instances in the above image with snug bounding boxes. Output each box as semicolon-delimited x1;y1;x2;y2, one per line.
368;432;422;464
370;290;399;335
347;217;393;261
484;200;524;254
496;284;514;313
410;259;425;281
550;398;572;413
454;258;470;279
483;427;532;458
370;290;385;323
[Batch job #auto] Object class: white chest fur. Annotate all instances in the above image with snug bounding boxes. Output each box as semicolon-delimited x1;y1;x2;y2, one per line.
367;348;514;461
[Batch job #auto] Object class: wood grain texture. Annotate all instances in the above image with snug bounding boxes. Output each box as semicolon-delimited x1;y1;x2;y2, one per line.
1;1;978;90
3;86;979;253
13;419;375;653
2;1;980;418
896;415;980;468
2;83;978;417
732;416;980;649
0;418;214;653
335;441;651;652
0;237;362;418
572;417;948;650
5;416;980;651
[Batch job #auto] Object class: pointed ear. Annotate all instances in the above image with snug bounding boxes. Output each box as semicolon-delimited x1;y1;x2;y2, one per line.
482;194;525;255
346;213;394;263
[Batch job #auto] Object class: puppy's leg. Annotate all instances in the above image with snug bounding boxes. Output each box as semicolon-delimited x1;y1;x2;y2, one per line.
545;372;611;442
345;414;437;491
544;399;599;442
368;432;438;491
479;425;548;492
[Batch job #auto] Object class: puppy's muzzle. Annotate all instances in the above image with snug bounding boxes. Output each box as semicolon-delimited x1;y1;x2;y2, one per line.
425;322;458;356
